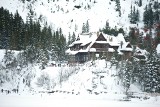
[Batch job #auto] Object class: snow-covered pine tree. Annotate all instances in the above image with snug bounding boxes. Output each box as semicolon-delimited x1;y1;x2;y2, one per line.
2;50;17;69
153;1;159;10
143;5;149;26
153;9;159;23
38;49;49;70
131;59;140;83
143;4;154;28
75;24;78;32
123;61;132;94
2;50;17;82
86;20;89;33
138;0;142;7
144;50;160;92
148;4;153;28
118;60;126;83
115;0;121;17
71;32;76;43
82;20;90;33
138;63;146;90
110;52;118;69
24;45;38;64
67;32;72;46
129;5;139;24
132;6;136;23
82;23;86;33
135;9;140;22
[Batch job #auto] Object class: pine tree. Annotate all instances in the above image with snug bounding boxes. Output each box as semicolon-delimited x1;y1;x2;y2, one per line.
55;28;66;61
82;20;90;33
132;6;136;23
143;5;149;26
148;4;153;28
110;53;119;68
67;32;72;46
3;50;17;69
129;6;139;24
129;28;137;45
115;0;121;17
155;23;160;46
0;8;10;49
13;10;24;50
153;9;159;23
138;63;146;91
71;32;76;43
75;24;78;32
38;49;48;70
153;1;159;10
138;0;142;7
86;20;89;33
123;61;132;94
144;50;160;92
135;9;140;22
102;21;111;34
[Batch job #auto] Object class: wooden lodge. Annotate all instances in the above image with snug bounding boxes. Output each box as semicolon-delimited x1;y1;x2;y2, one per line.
66;32;146;63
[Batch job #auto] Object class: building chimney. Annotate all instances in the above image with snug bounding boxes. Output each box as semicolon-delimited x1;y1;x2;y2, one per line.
120;41;123;48
97;32;99;37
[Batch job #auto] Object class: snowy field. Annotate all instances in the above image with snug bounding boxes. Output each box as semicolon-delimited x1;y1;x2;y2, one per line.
0;93;160;107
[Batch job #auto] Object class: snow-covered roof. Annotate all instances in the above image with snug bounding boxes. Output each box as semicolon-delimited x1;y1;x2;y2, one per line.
95;41;108;44
118;42;133;52
65;49;79;55
69;32;97;47
108;48;115;52
67;32;128;55
134;47;148;56
79;49;89;53
68;44;74;47
116;33;126;44
80;41;91;46
89;48;96;52
156;44;160;54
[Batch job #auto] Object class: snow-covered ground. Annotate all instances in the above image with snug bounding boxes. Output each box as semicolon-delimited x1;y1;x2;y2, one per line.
0;92;160;107
0;58;160;107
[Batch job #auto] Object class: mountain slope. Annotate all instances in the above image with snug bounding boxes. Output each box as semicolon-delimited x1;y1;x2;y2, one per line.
0;0;150;35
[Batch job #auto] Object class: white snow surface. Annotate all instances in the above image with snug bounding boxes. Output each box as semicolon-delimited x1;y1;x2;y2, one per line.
156;44;160;54
0;0;150;36
0;93;160;107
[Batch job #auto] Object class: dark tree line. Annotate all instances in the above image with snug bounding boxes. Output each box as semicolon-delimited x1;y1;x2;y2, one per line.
82;20;90;33
0;7;66;63
143;2;160;27
102;21;124;36
128;5;139;24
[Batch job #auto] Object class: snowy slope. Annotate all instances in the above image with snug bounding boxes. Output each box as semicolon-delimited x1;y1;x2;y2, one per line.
31;59;143;99
0;58;160;107
0;0;150;35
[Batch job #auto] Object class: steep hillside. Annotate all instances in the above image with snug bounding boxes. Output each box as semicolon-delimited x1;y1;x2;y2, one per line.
0;0;151;35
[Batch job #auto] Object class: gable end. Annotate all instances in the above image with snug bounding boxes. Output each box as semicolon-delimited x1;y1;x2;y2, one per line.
96;33;107;41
